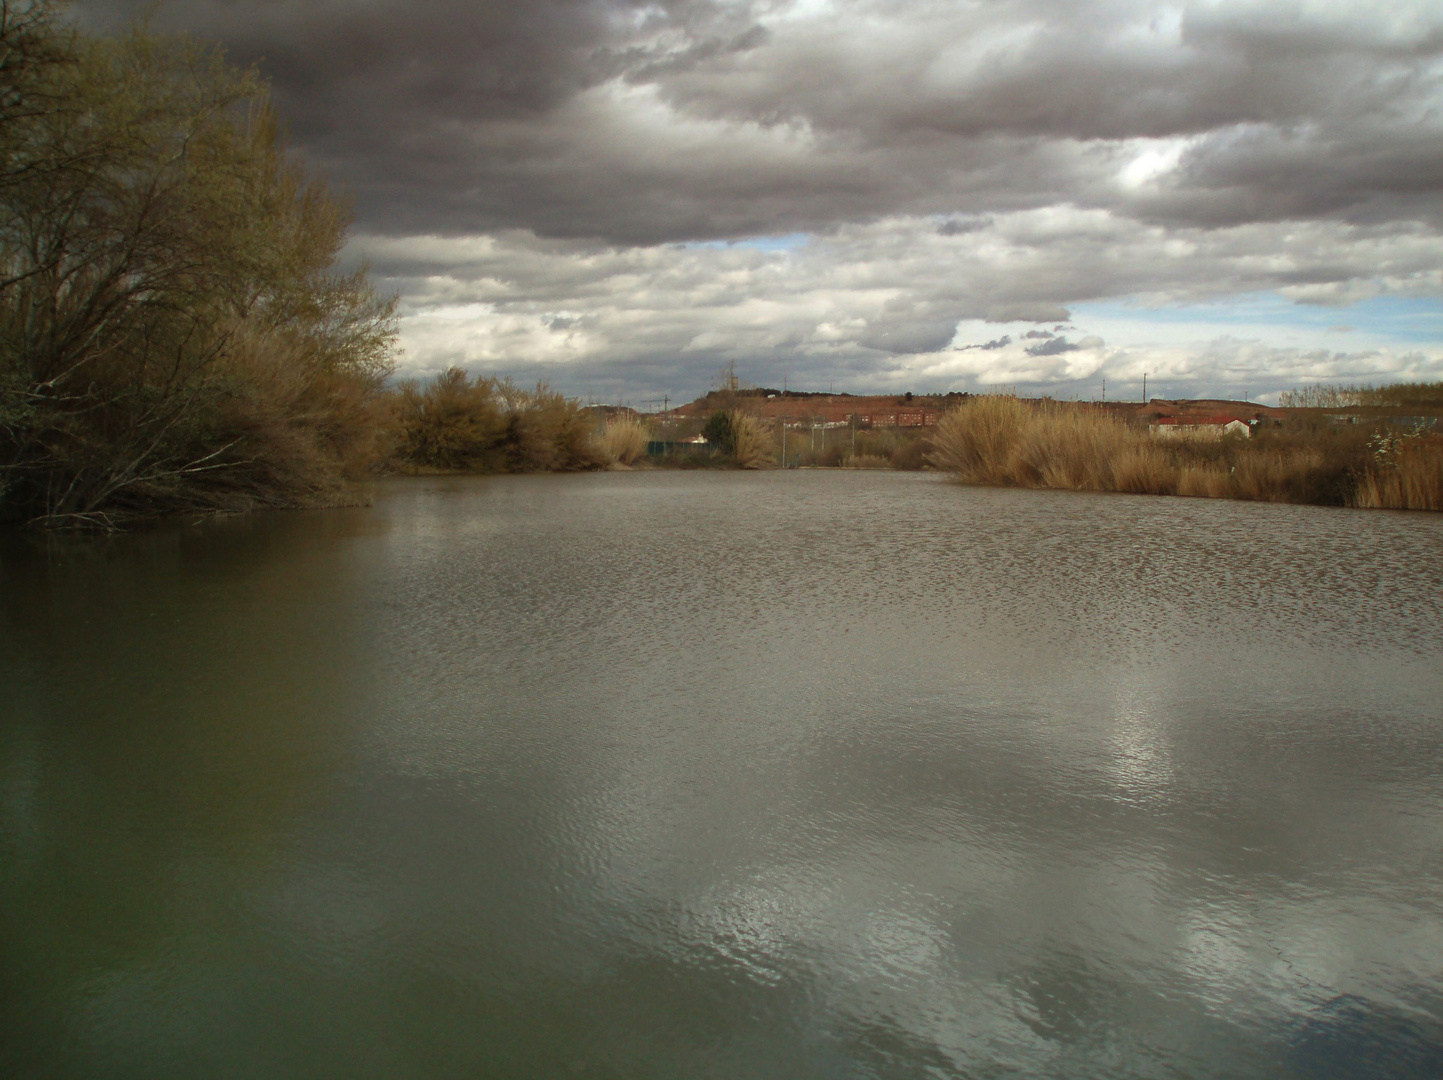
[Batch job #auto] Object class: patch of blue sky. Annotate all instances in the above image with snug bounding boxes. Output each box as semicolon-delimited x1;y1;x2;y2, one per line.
1071;292;1443;347
681;232;811;252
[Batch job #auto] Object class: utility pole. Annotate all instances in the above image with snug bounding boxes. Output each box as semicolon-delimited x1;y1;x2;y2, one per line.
1102;377;1106;403
1142;373;1146;403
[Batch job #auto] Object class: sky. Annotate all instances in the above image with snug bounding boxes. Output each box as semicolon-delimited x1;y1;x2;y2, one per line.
78;1;1443;405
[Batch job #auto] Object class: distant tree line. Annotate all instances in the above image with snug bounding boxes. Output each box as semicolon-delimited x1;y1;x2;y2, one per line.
1277;382;1443;409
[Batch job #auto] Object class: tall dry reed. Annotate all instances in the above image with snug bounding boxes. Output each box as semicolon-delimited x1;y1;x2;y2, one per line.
926;395;1032;485
1279;381;1443;409
842;453;892;469
729;411;774;469
929;396;1162;491
928;395;1420;509
593;416;650;467
1351;439;1443;510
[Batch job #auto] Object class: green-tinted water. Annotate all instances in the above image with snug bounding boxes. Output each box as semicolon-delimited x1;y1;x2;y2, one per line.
3;472;1442;1078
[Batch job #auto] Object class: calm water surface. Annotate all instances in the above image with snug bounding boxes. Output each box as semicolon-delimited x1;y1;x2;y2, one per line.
3;472;1442;1078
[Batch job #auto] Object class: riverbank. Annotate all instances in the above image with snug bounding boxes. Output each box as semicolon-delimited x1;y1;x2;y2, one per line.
374;380;1443;513
928;396;1442;512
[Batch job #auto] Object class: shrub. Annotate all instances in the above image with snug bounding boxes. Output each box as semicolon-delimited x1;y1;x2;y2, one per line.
928;395;1437;510
890;437;932;470
926;396;1031;485
500;383;598;472
390;368;505;471
843;454;891;469
1011;407;1136;490
0;7;396;526
1351;437;1443;511
386;370;602;474
702;411;734;454
1279;382;1443;409
728;411;773;469
592;415;650;468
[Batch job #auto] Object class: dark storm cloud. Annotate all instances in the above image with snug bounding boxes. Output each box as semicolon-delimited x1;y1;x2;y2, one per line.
77;1;1443;244
73;2;1443;399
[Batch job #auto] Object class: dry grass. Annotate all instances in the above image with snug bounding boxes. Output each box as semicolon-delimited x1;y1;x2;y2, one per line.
1279;381;1443;409
927;395;1032;485
929;395;1439;510
1351;439;1443;510
930;396;1156;491
729;411;773;469
593;416;650;468
843;453;892;469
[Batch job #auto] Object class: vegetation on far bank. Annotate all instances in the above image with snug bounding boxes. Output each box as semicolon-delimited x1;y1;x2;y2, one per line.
1278;383;1443;409
387;368;599;473
383;372;1443;512
929;395;1442;511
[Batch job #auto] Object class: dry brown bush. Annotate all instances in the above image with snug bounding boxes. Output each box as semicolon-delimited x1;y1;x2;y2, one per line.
390;368;506;471
1351;439;1443;510
843;453;892;469
384;370;602;474
1231;447;1326;503
1175;466;1229;499
926;395;1030;484
1110;444;1178;494
501;383;599;472
729;411;773;469
1013;408;1135;490
593;416;650;467
928;395;1434;510
890;436;932;470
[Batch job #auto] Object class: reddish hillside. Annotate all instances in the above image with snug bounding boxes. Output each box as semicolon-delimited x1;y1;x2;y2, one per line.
664;392;1280;429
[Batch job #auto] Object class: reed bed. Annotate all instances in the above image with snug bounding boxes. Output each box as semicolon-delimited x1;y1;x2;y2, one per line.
929;396;1442;511
1279;382;1443;409
593;416;650;468
842;453;892;469
729;411;774;469
1352;439;1443;511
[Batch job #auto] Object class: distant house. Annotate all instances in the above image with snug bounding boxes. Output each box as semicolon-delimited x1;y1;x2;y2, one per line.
845;410;939;428
896;410;941;427
1150;415;1252;439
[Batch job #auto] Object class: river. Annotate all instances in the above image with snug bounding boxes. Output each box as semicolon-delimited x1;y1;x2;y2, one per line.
3;471;1442;1078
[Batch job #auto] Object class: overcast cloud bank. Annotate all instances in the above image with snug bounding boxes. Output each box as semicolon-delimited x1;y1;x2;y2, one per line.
82;1;1443;401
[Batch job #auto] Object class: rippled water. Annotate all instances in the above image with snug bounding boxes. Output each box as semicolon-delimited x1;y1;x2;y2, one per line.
3;472;1443;1078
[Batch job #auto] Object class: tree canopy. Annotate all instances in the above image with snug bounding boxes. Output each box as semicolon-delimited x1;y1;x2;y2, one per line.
0;1;396;526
